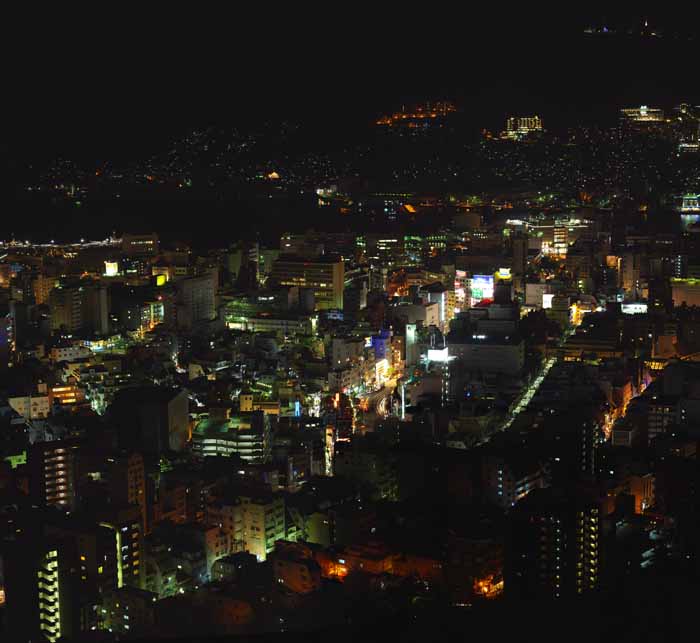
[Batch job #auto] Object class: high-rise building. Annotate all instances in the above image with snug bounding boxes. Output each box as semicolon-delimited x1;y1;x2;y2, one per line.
2;526;81;643
44;517;120;632
49;281;111;335
505;487;610;600
109;452;147;534
94;504;144;590
511;232;529;290
238;487;286;561
28;439;80;511
269;255;344;310
170;271;218;331
49;284;83;333
82;283;110;335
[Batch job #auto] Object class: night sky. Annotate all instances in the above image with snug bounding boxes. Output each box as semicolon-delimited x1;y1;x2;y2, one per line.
6;10;700;167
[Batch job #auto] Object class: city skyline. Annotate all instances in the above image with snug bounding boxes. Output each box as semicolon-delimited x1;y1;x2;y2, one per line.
1;11;699;643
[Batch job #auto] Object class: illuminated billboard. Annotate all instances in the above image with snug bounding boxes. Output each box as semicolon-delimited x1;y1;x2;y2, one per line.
427;348;450;362
470;275;494;306
621;303;648;315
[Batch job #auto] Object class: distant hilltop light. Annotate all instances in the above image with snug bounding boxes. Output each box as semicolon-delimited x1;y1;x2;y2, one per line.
375;101;456;128
501;115;543;141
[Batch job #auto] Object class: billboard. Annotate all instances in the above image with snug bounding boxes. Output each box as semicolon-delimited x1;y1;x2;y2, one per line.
470;275;494;306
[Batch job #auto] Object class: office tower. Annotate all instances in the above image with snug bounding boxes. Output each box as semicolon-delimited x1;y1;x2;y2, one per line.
110;387;189;456
505;487;608;600
28;439;79;511
171;271;218;330
49;284;83;333
269;255;344;310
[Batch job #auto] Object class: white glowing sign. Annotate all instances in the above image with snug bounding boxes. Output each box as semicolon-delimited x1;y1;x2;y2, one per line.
427;348;450;363
621;303;648;315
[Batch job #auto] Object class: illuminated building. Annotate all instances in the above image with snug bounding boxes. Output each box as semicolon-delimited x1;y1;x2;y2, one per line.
2;535;78;643
447;334;525;377
391;301;440;328
482;453;546;509
49;281;110;335
43;518;121;633
192;410;271;463
97;504;144;590
49;284;83;332
37;546;67;642
238;488;286;561
375;101;456;128
104;260;120;277
120;299;164;333
109;453;147;534
8;385;50;419
269;255;344;311
503;115;543;140
121;232;159;256
28;439;79;511
239;392;281;416
506;487;608;599
672;278;700;307
469;274;494;307
49;343;91;362
680;193;700;212
420;282;453;330
51;384;84;407
101;586;158;637
170;271;218;331
620;105;665;124
525;282;552;308
228;313;314;336
553;223;568;255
